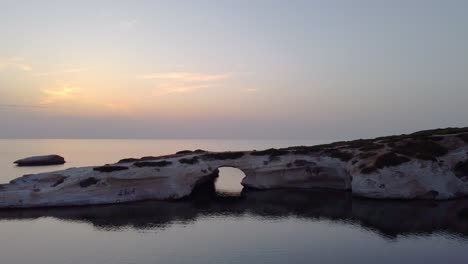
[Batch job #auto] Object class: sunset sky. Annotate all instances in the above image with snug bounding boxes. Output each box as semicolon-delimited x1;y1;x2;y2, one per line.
1;0;468;139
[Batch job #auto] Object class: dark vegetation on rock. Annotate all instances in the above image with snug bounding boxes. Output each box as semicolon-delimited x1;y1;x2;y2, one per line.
359;152;377;159
392;141;448;161
79;177;99;188
358;143;384;151
418;190;439;199
285;142;346;155
458;134;468;143
293;159;312;166
288;146;322;155
117;158;140;164
376;127;468;143
176;150;193;155
93;166;129;172
176;149;206;155
201;152;244;160
341;139;381;150
250;148;289;157
325;149;353;162
410;127;468;137
134;161;172;168
454;159;468;178
51;178;65;187
140;156;160;161
179;156;199;165
361;153;410;174
458;207;468;219
117;156;168;164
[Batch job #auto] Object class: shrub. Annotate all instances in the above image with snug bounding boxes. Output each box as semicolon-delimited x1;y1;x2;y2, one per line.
134;161;172;167
250;148;289;157
93;166;129;172
393;141;448;161
454;159;468;178
176;150;193;155
325;149;353;162
458;134;468;143
201;152;244;160
79;177;99;188
179;156;199;165
117;158;139;164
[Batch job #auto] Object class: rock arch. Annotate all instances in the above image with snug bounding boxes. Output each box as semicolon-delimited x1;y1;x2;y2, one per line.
214;166;247;194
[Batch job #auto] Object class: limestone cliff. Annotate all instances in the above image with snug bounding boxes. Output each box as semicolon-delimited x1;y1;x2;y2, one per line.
1;127;468;208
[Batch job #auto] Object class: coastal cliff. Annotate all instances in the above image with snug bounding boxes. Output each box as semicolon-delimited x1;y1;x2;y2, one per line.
1;127;468;208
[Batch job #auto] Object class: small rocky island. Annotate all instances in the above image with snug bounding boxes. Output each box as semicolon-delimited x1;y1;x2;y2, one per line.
1;127;468;208
14;155;66;167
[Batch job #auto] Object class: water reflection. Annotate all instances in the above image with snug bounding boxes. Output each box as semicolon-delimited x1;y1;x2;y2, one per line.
0;182;467;240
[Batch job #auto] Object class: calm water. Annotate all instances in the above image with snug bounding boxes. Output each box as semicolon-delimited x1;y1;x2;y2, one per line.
0;139;467;264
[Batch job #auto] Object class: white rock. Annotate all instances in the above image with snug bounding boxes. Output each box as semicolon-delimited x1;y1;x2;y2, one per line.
1;130;468;208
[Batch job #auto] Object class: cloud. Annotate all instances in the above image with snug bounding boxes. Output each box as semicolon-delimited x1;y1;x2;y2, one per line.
245;88;258;92
0;57;32;72
0;104;46;109
40;84;77;104
136;72;232;82
119;19;137;30
137;71;234;96
35;68;88;77
152;84;215;96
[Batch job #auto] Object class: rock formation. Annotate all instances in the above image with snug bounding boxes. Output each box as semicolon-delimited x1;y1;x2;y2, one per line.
1;127;468;208
14;155;66;167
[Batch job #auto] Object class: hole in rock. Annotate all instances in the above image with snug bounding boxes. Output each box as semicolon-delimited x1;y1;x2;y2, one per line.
214;167;246;196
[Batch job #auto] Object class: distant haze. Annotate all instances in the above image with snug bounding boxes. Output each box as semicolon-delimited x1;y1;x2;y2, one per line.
1;0;467;140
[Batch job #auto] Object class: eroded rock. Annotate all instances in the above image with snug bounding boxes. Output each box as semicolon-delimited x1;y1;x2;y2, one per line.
1;127;468;208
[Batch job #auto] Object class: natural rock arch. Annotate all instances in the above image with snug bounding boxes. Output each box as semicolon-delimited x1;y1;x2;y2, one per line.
214;166;247;195
2;127;468;208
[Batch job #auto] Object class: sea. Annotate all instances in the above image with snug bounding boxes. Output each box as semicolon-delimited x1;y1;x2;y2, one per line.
0;139;467;264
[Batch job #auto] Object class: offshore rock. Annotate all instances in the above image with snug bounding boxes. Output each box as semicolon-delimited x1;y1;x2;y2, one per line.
14;155;66;167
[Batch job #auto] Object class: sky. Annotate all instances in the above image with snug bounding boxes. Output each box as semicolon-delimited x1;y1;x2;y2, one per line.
1;0;468;139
